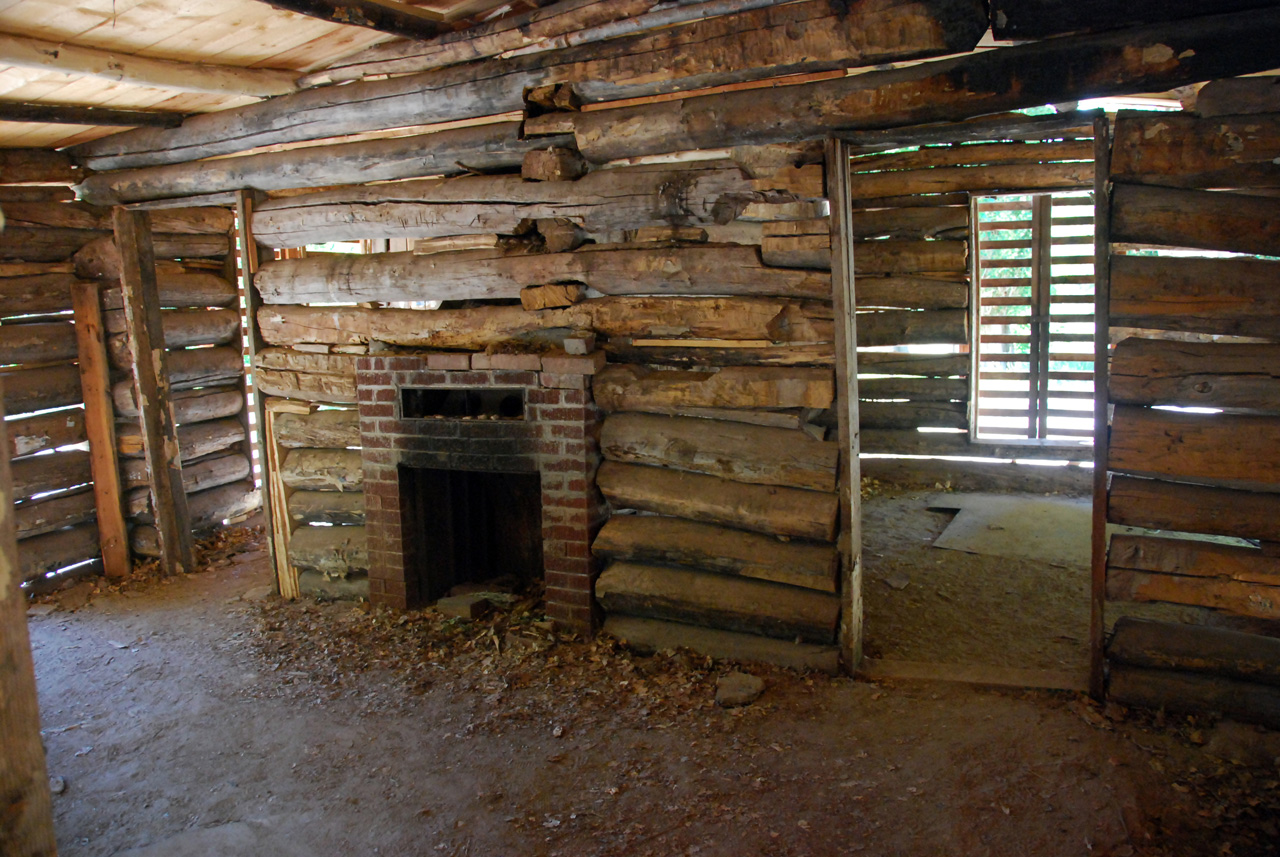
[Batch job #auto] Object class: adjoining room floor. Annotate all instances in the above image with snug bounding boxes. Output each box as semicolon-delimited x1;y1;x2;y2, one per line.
862;488;1093;673
23;528;1280;856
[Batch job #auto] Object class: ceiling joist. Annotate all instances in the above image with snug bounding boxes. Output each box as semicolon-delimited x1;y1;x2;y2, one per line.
0;32;300;98
262;0;452;39
0;102;186;128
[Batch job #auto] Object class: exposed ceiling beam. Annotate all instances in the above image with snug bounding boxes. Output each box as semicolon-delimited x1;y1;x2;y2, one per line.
262;0;450;39
0;32;299;97
0;102;186;128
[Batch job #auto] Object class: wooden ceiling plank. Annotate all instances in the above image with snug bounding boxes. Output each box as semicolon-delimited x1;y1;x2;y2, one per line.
0;100;185;126
0;32;298;96
257;1;449;39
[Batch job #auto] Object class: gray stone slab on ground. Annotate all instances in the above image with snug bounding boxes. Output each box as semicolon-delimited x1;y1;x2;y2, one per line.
928;492;1091;568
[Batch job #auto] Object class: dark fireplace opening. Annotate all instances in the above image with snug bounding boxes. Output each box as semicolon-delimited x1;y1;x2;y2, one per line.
399;465;543;603
401;386;525;420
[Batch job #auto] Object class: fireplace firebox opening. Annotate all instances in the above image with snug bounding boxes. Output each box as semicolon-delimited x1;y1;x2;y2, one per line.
399;465;543;602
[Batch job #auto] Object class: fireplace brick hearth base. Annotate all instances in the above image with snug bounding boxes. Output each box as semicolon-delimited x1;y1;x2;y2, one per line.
356;354;607;630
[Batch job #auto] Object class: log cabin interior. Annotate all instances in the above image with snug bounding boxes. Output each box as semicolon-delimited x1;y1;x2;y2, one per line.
3;0;1280;853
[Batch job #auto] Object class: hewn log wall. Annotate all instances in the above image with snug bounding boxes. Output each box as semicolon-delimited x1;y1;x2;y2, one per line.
64;207;258;559
0;155;106;586
1100;88;1280;728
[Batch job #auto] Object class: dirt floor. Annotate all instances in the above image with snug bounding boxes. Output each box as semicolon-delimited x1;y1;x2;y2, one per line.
23;524;1280;856
861;487;1092;672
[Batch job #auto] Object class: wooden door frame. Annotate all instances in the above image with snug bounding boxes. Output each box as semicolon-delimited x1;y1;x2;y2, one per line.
825;138;864;672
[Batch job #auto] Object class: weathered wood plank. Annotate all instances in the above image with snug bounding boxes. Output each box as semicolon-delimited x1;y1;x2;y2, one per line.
17;522;98;580
258;297;834;349
186;480;260;531
1;364;82;415
1110;184;1280;256
114;386;244;424
280;448;365;492
1107;568;1280;620
855;352;969;377
1110;338;1280;411
0;322;76;366
114;207;193;575
596;561;840;643
100;273;237;310
117;417;245;462
254;244;831;304
1111;111;1280;189
1109;255;1280;338
858;400;968;430
71;281;129;578
570;11;1280;162
249;161;803;247
14;489;95;540
2;204;232;235
1195;76;1280;118
763;233;967;273
847;162;1093;200
1108;475;1280;541
6;409;85;459
857;377;968;401
273;410;360;449
1108;616;1280;686
72;233;230;281
70;0;988;171
254;368;357;404
1109;405;1280;488
597;460;838;541
849;139;1096;173
288;524;368;577
1109;534;1280;586
600;412;838;491
859;429;1092;460
856;309;968;347
593;515;837;591
0;272;86;315
287;490;366;526
593;364;833;413
604;341;835;367
11;450;91;502
0;147;78;183
76;121;569;205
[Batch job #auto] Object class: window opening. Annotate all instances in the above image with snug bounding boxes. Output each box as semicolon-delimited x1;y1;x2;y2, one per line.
972;190;1095;443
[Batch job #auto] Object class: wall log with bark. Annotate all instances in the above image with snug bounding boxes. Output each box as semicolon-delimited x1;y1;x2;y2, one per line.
1101;92;1280;728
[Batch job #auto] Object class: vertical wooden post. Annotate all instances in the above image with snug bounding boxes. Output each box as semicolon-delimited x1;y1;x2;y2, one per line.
113;207;194;576
234;191;290;595
826;137;864;672
1089;116;1113;700
71;282;130;579
0;394;58;857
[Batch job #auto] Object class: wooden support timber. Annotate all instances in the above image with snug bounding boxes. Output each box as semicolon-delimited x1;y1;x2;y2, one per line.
71;282;129;578
113;208;193;576
0;400;58;857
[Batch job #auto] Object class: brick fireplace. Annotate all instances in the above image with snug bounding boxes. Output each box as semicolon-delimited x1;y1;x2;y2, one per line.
355;352;607;629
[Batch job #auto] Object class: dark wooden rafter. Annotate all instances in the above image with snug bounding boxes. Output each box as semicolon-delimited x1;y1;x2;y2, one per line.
0;101;186;127
991;0;1280;40
570;7;1280;163
261;0;448;38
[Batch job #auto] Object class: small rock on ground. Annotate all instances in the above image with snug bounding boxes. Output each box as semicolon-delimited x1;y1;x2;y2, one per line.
716;672;765;707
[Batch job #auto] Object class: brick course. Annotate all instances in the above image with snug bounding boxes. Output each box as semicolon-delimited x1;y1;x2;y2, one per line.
355;352;607;630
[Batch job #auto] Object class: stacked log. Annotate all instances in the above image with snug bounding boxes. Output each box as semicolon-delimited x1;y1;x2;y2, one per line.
594;372;843;648
63;210;253;558
1101;92;1280;721
273;408;368;598
0;153;105;585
